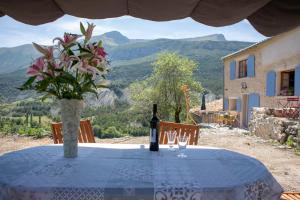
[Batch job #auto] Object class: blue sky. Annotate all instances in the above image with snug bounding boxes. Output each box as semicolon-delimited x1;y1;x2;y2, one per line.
0;15;267;47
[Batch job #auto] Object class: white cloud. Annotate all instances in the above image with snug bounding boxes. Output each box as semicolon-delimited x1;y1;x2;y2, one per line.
0;30;52;47
0;15;267;47
49;17;84;33
92;25;117;35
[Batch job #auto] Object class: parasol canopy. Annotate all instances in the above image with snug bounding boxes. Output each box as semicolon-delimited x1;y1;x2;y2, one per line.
0;0;300;36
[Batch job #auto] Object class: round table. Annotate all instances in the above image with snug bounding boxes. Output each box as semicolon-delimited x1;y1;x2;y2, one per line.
0;144;283;200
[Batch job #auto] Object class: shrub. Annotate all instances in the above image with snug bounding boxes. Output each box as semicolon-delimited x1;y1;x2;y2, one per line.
286;139;294;147
51;115;61;122
11;112;23;117
101;126;123;138
30;121;40;128
92;124;102;138
18;126;48;138
128;127;149;137
1;124;12;135
13;118;23;125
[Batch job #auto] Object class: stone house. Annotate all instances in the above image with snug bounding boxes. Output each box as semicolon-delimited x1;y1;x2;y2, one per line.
222;26;300;128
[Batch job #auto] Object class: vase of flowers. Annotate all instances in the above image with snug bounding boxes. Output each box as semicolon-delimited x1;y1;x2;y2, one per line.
19;22;109;158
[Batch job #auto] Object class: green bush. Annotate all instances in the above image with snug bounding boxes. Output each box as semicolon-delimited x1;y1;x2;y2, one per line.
11;112;23;117
30;121;40;128
51;115;61;123
128;127;149;137
286;139;294;148
92;124;102;138
1;124;12;135
101;126;123;138
18;126;47;138
13;118;23;125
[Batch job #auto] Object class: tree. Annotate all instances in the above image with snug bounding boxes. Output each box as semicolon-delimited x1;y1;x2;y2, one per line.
129;80;155;124
130;52;202;123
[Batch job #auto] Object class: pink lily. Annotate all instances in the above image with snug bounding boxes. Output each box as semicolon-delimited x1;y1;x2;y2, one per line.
27;57;45;80
87;44;107;59
50;60;61;70
59;52;73;68
78;59;94;74
73;58;101;79
53;33;81;48
71;57;93;73
32;43;54;60
84;22;95;42
90;58;108;74
95;47;107;58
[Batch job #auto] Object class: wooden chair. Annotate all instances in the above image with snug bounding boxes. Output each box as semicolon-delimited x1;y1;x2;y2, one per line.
159;121;200;145
281;192;300;200
51;119;96;144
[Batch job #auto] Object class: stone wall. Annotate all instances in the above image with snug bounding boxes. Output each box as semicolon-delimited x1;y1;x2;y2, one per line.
249;107;300;148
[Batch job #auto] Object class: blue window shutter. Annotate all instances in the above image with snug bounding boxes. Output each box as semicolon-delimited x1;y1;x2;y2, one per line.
247;55;255;77
230;61;236;80
249;93;260;108
224;98;229;111
266;71;276;96
295;66;300;96
248;93;260;121
236;98;241;112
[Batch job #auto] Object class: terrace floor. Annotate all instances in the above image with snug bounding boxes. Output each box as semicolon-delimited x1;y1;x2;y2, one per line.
0;125;299;191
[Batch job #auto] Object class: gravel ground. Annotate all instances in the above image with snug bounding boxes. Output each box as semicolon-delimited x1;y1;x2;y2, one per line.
0;125;299;191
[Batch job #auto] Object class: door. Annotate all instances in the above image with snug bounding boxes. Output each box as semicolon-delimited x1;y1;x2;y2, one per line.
248;93;260;126
241;94;248;128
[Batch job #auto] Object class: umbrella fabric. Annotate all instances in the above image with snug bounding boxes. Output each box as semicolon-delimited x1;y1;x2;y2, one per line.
0;0;300;36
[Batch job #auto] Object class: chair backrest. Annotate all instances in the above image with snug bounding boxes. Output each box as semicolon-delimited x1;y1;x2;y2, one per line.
159;121;200;145
79;120;96;143
281;192;300;200
51;122;63;144
51;120;95;144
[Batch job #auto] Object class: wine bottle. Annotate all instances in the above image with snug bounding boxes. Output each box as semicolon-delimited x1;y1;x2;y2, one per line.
150;104;159;151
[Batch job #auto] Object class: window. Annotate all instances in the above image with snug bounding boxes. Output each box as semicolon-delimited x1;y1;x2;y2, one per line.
280;70;295;96
228;99;237;111
238;60;247;78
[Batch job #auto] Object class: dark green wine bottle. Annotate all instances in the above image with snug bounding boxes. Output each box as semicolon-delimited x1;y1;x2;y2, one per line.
150;104;159;151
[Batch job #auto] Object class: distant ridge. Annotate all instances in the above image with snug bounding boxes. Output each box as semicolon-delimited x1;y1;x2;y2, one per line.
91;31;130;46
180;34;226;42
0;31;253;102
0;44;39;74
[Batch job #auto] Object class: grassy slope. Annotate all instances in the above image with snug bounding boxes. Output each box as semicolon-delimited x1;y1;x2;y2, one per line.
108;39;252;95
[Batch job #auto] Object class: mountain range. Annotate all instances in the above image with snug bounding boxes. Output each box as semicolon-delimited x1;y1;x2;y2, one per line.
0;31;253;102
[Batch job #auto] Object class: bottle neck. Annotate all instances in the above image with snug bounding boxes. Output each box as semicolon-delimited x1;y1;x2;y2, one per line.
153;112;157;117
153;104;157;117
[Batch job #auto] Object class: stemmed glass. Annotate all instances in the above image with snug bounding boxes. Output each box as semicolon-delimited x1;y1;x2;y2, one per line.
177;134;189;158
166;130;177;150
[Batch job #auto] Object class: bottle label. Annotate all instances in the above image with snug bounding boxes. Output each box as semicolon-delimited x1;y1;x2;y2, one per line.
150;128;156;143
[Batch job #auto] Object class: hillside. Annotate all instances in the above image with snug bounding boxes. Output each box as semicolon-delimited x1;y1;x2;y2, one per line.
0;32;253;102
0;44;39;74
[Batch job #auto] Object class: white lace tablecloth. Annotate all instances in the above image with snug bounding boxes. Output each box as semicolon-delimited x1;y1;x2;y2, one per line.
0;144;283;200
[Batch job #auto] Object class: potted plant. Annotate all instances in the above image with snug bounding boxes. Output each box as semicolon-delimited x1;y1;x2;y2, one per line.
287;87;294;96
19;22;109;158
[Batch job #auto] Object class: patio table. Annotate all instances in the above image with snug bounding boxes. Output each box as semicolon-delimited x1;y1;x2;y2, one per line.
0;144;283;200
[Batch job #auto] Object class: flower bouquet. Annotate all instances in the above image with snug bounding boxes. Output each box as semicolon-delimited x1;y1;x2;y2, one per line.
19;22;109;158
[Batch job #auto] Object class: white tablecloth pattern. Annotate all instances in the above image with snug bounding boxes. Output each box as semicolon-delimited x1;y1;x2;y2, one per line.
0;144;283;200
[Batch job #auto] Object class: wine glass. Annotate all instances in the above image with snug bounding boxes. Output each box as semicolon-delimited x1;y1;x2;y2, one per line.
167;130;177;150
177;134;189;158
